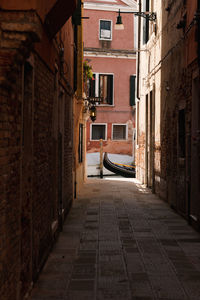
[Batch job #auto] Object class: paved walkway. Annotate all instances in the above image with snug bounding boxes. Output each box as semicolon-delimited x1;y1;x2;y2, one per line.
30;178;200;300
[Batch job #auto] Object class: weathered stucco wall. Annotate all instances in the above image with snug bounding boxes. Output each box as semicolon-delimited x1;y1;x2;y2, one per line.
83;8;135;50
137;0;200;225
84;1;136;159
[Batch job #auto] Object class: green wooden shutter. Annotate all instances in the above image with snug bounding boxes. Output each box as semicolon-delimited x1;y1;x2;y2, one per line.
89;74;96;97
107;75;113;105
130;75;136;106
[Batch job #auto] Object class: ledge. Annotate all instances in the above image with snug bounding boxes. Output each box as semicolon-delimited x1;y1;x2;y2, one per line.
84;47;136;57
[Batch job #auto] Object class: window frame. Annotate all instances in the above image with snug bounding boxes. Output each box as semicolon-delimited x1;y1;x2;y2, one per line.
99;19;112;41
90;123;107;141
130;75;136;106
112;123;128;141
88;72;114;106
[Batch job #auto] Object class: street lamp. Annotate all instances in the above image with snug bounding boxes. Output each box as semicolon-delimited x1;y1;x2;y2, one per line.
115;9;156;30
90;105;97;122
83;96;103;122
115;10;124;30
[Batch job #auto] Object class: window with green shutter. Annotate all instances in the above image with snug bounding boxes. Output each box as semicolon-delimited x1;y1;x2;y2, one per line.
88;73;114;105
130;75;136;106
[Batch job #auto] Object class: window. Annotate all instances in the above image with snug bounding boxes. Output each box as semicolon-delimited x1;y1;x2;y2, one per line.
99;20;112;40
99;74;113;104
91;124;107;140
88;73;114;105
112;124;127;140
130;75;136;106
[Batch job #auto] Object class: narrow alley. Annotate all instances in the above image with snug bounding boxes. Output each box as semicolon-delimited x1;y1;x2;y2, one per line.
31;178;200;300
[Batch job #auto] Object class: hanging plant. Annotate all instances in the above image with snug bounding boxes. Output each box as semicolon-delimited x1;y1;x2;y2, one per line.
83;60;94;97
83;60;93;82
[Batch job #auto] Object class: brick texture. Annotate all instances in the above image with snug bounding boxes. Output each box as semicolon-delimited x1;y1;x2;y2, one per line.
0;9;75;300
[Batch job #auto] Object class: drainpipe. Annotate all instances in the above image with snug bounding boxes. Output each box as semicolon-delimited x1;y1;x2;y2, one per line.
136;0;142;100
197;0;200;68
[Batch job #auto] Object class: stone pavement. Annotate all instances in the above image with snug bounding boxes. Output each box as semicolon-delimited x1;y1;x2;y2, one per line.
30;178;200;300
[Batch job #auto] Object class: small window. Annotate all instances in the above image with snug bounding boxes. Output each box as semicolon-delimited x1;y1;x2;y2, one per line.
99;20;112;40
112;124;127;140
130;75;136;106
91;124;106;140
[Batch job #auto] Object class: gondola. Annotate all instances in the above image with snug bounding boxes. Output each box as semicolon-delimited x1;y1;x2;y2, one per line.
103;152;136;178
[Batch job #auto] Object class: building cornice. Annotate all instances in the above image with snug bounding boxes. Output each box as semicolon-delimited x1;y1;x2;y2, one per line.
84;47;136;59
84;0;138;12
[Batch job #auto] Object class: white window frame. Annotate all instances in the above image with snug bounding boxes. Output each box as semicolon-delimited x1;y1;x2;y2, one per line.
90;72;114;106
99;19;112;41
90;123;107;141
112;123;128;140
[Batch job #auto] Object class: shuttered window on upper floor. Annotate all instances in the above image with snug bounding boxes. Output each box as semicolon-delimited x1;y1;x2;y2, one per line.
99;74;113;105
89;74;96;98
130;75;136;106
88;73;114;105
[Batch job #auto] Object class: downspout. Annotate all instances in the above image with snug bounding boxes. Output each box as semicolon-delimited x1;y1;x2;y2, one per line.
135;0;141;179
136;0;142;100
197;0;200;68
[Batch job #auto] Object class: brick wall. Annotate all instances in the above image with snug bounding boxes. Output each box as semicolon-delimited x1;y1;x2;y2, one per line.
0;70;22;300
160;8;198;216
0;10;75;299
31;54;55;283
0;11;33;298
63;93;74;215
87;121;134;156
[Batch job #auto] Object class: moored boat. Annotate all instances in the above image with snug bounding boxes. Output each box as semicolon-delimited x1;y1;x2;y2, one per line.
103;152;135;178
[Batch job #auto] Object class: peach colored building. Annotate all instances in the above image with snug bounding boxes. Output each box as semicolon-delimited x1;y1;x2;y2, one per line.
83;0;137;175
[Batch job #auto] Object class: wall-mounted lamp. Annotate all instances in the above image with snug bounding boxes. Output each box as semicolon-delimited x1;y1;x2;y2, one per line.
115;9;157;30
115;10;124;30
83;96;103;122
90;105;97;122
